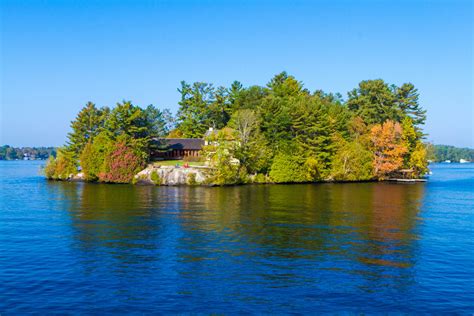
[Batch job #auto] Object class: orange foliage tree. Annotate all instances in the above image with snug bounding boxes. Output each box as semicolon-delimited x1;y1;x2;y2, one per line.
370;120;408;179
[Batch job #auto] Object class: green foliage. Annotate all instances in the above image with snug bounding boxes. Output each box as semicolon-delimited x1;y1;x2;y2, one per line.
187;173;197;185
49;72;432;185
269;153;308;183
330;137;373;181
80;132;113;181
150;170;162;185
395;83;426;128
291;96;334;176
252;173;268;184
67;102;108;159
204;137;247;185
409;142;429;176
43;156;57;179
44;148;77;180
0;145;55;160
176;81;232;137
258;96;294;151
347;79;400;125
432;145;474;162
267;71;307;97
104;101;151;159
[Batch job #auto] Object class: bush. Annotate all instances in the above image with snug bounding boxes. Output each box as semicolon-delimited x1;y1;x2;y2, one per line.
253;173;268;183
269;153;308;183
330;139;373;181
150;170;162;185
44;149;77;180
98;141;146;183
187;172;197;185
80;133;113;181
44;156;57;179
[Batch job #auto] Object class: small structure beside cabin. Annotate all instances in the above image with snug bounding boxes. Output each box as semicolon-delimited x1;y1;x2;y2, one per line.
152;138;205;160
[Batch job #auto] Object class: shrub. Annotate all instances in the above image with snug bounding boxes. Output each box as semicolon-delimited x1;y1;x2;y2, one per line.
253;173;268;183
269;153;308;183
330;139;373;181
80;132;113;181
44;156;57;179
150;170;162;185
44;149;77;180
98;141;146;183
187;172;197;185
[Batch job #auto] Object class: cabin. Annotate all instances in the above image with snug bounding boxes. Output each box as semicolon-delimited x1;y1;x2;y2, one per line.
152;138;205;160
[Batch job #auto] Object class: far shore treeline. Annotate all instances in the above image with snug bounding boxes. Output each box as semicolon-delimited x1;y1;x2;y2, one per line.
0;146;56;161
40;72;446;184
2;144;470;164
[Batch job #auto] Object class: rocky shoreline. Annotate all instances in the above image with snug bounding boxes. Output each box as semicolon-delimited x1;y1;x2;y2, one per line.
134;165;210;185
67;164;212;185
61;164;428;186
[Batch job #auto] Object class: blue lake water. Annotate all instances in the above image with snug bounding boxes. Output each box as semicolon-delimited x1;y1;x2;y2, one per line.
1;161;473;313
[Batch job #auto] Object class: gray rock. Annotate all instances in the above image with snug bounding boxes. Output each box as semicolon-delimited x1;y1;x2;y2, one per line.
134;165;210;186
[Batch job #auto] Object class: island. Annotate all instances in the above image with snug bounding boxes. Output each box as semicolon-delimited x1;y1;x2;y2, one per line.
44;72;429;185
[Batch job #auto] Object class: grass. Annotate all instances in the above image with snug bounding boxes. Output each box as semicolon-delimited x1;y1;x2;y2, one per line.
152;160;206;167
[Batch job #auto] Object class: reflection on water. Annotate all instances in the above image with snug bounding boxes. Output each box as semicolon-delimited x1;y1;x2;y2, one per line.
2;161;473;313
52;181;426;311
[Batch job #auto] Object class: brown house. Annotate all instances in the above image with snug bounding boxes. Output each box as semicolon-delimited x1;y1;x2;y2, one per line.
152;138;204;160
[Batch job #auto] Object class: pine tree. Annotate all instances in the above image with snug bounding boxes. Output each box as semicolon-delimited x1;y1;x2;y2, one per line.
395;83;427;128
66;102;108;159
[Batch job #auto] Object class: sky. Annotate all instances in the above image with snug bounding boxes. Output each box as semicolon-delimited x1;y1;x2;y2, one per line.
1;0;473;148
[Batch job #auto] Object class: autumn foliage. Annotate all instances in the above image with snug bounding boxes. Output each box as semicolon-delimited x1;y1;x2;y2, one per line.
98;141;146;183
370;120;408;179
45;74;429;184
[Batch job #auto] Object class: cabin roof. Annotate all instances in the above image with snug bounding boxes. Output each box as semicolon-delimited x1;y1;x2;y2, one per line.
155;138;204;150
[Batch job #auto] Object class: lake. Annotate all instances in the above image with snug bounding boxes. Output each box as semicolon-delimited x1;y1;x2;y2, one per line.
1;161;473;313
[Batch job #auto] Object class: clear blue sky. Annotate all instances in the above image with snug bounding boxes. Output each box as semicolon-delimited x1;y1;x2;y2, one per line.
1;0;472;147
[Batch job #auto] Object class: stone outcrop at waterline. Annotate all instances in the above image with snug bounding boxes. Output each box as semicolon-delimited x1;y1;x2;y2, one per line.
134;165;210;185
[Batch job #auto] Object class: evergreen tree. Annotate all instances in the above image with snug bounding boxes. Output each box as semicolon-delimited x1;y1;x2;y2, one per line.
395;83;426;128
346;79;400;125
66;102;108;158
291;97;333;175
176;81;215;137
104;101;150;159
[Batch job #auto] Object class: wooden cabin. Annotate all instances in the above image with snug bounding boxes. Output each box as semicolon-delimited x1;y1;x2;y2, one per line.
152;138;204;160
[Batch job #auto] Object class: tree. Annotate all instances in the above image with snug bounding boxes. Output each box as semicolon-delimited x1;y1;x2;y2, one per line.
208;86;231;129
161;108;176;133
409;142;429;176
228;109;258;146
230;85;267;110
228;80;244;110
291;97;334;176
80;132;113;181
66;102;108;159
347;79;400;125
258;96;294;152
395;83;426;128
269;152;308;183
176;81;215;137
44;148;77;180
104;101;150;159
267;71;307;97
331;136;373;181
203;133;247;185
143;104;170;154
370;120;408;179
143;104;168;138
